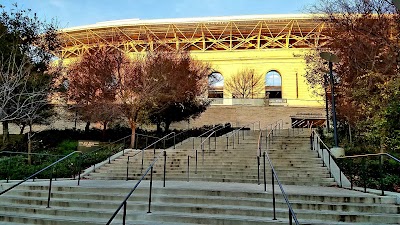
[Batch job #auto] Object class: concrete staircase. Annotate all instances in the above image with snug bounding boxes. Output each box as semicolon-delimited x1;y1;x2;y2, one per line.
0;180;399;224
0;128;399;224
86;130;335;186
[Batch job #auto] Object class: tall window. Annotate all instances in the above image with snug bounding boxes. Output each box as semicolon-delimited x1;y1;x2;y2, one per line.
265;70;282;99
208;72;224;98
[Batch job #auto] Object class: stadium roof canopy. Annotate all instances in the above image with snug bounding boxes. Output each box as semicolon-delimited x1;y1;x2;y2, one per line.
58;14;329;59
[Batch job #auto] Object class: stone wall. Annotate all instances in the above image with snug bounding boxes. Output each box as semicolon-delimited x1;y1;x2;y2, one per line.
171;105;325;130
1;106;325;134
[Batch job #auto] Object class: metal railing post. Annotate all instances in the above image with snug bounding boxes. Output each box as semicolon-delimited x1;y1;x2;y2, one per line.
208;136;211;151
77;155;82;186
272;170;276;220
289;209;293;225
379;155;384;196
126;156;130;181
257;156;260;185
328;152;332;178
141;150;144;172
187;155;190;182
215;132;217;149
363;157;367;193
153;143;156;158
122;202;127;225
6;155;11;183
192;137;195;150
195;150;198;174
263;152;266;192
232;133;235;149
163;151;167;187
350;170;353;190
46;168;54;208
147;165;153;213
226;136;229;149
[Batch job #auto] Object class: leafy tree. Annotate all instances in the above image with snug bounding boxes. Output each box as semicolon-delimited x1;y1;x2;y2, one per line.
67;47;121;133
225;68;264;98
306;0;400;151
147;50;210;133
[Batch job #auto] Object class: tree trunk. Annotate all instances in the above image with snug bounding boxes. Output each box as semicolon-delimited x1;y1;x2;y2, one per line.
85;121;90;133
27;124;33;165
164;120;172;133
102;122;107;140
130;121;136;148
156;122;162;134
19;123;26;135
2;121;9;144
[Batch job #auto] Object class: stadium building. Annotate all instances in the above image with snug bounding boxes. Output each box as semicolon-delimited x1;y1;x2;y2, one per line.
58;14;329;127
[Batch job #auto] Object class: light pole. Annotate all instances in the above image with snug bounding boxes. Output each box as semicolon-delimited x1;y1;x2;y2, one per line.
323;71;330;130
320;52;339;147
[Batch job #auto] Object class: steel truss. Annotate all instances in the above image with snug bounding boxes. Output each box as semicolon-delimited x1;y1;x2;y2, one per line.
59;17;328;59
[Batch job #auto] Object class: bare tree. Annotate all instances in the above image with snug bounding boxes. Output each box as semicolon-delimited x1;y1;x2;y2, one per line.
0;52;49;159
225;68;264;98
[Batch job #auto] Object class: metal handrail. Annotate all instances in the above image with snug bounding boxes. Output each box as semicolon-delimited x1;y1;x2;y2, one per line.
164;129;188;145
199;124;224;137
84;135;131;156
1;151;65;157
261;126;299;225
228;121;260;138
197;125;228;151
189;125;229;178
136;133;160;140
338;153;400;162
140;132;176;171
165;125;223;148
141;132;176;152
264;119;284;131
85;132;161;156
126;150;142;181
106;149;165;224
191;124;227;149
224;121;260;149
336;152;400;195
310;130;352;188
0;151;82;196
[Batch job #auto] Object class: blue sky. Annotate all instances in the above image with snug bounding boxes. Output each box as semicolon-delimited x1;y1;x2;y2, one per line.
1;0;318;29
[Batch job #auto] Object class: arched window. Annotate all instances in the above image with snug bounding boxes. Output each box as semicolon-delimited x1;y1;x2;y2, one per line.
208;72;224;98
265;70;282;99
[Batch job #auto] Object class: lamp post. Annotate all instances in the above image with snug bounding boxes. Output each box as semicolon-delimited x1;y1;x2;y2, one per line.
323;72;330;130
320;52;339;147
